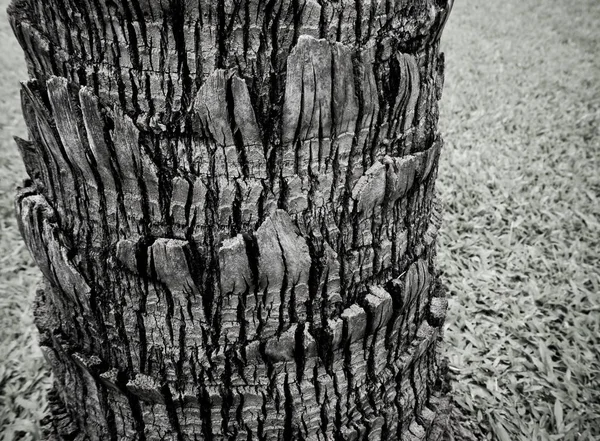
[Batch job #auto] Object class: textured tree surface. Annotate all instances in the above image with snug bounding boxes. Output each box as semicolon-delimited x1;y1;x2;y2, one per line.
9;0;454;439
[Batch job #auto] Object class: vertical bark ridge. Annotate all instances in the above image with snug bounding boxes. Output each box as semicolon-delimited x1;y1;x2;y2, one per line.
10;0;455;439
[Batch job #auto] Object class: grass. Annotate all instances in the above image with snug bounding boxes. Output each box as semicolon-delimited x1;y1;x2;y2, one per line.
438;0;600;439
0;0;598;440
0;2;49;441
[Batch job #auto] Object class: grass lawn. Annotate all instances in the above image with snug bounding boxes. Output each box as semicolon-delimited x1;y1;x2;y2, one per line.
438;0;599;439
0;1;48;440
0;0;598;440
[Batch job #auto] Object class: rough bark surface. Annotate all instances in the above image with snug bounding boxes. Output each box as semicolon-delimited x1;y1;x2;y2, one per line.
9;0;454;439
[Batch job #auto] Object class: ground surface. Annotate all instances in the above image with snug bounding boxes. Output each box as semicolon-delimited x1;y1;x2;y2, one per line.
0;0;598;440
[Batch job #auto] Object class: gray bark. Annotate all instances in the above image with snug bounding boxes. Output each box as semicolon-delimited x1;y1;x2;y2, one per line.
9;0;454;439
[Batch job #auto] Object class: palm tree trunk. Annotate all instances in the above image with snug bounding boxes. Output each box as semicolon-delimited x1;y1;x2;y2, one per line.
9;0;454;439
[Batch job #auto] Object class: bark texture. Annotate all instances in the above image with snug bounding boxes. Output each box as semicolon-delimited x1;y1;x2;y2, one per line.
9;0;454;439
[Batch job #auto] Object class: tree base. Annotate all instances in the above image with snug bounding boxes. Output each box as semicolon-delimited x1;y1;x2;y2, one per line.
40;362;470;441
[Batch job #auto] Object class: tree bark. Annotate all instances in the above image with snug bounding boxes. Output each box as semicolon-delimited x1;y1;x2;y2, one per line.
9;0;454;439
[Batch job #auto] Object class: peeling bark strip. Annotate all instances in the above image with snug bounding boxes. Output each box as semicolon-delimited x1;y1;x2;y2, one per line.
10;0;455;439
